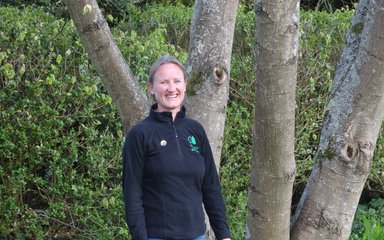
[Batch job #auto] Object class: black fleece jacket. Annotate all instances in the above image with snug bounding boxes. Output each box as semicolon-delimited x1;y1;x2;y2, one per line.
122;104;231;240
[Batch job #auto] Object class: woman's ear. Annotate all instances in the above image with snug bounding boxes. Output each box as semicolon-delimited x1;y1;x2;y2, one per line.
183;78;187;92
147;82;154;95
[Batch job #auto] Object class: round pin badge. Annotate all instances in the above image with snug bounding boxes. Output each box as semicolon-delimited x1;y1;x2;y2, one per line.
160;140;167;146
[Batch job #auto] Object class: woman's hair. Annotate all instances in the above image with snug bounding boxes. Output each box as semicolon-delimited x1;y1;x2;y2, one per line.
148;55;187;84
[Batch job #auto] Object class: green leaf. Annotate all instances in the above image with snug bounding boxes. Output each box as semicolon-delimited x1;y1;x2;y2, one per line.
3;63;15;79
0;51;7;64
56;54;62;64
45;74;55;85
107;14;114;22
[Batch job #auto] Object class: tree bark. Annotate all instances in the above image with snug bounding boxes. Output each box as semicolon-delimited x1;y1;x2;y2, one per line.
63;0;150;134
291;1;384;239
245;1;299;239
186;1;239;239
186;0;239;170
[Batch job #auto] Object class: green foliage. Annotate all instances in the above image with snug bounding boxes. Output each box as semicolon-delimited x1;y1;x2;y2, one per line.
0;6;123;239
350;198;384;240
230;7;255;107
369;129;384;200
116;3;192;50
221;102;252;238
301;0;357;12
135;0;195;8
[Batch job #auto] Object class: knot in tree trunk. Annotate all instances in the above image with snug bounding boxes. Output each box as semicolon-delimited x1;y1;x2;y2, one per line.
213;66;227;85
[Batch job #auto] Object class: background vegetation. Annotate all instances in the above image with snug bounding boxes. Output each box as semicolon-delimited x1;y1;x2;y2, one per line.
0;1;383;239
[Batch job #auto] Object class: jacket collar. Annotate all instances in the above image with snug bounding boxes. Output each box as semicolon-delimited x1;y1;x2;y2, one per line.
149;104;186;122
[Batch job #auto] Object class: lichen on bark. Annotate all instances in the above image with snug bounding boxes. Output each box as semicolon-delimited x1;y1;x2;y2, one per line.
186;71;203;96
351;22;364;35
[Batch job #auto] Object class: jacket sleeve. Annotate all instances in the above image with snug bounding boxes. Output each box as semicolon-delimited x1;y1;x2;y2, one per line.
122;126;148;240
199;127;231;240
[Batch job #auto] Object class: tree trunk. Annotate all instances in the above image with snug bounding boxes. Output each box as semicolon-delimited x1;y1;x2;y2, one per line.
186;1;239;239
246;1;299;239
186;0;239;169
63;0;150;134
291;1;384;239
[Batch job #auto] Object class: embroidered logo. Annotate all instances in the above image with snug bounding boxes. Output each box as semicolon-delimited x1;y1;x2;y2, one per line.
187;135;200;153
160;140;167;146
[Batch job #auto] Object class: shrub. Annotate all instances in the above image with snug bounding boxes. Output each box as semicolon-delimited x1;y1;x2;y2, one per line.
350;198;384;240
115;3;192;50
0;6;127;239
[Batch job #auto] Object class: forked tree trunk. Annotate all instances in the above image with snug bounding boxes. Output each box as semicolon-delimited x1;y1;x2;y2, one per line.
291;1;384;239
246;0;299;239
186;1;239;239
63;0;150;134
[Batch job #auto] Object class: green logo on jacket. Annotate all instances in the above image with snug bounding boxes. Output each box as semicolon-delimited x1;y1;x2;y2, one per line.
188;135;200;153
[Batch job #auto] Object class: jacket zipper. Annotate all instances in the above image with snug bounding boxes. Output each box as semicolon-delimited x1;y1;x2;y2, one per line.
171;121;183;158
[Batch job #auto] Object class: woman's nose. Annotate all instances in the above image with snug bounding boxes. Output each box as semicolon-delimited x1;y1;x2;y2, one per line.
168;83;176;91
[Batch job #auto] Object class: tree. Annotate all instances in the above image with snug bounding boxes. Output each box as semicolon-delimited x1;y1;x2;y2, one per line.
63;0;239;239
245;0;299;239
291;0;384;239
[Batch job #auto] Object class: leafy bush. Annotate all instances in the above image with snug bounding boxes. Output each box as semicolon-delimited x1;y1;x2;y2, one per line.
221;102;252;238
0;6;127;239
116;3;192;50
350;198;384;240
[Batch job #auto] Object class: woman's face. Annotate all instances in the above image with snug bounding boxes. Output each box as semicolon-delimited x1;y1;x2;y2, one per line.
148;63;186;115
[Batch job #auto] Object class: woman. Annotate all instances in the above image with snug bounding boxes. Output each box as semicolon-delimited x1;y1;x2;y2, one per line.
122;55;231;240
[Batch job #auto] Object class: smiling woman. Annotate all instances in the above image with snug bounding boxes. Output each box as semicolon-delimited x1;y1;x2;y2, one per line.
122;55;232;240
147;59;187;119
